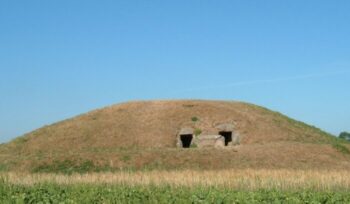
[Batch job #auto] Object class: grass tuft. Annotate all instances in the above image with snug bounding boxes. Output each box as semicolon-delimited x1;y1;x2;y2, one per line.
32;160;112;174
194;129;202;136
191;116;199;122
332;143;350;154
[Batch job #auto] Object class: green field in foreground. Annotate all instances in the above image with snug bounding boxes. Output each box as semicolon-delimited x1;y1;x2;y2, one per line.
1;182;350;204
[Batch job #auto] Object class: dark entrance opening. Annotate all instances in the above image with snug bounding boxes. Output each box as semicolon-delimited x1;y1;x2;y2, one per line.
180;134;193;148
219;131;232;146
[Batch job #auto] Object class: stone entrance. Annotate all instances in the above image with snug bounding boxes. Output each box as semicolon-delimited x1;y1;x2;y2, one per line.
219;131;232;146
177;124;240;149
180;134;193;148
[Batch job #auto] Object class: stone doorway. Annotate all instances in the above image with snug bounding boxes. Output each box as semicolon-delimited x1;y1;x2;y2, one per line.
180;134;193;148
219;131;232;146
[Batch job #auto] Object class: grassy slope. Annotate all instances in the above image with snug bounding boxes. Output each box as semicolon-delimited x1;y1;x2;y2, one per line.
0;100;349;172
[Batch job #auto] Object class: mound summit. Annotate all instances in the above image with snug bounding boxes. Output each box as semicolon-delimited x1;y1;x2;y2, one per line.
1;100;349;172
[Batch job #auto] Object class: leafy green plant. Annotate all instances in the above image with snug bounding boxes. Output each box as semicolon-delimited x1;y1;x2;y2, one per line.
194;129;202;136
1;184;350;203
191;117;199;122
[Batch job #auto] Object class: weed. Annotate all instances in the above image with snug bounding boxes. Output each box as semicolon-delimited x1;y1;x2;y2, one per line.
194;129;202;136
0;164;8;172
332;143;350;154
121;155;131;162
13;137;28;144
191;117;199;122
190;143;198;148
32;159;107;174
1;183;350;203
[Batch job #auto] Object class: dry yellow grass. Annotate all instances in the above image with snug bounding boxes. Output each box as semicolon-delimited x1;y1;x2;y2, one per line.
5;100;338;152
2;169;350;191
1;100;349;172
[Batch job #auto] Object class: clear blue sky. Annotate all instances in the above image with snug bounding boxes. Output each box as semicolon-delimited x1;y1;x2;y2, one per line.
1;1;349;143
